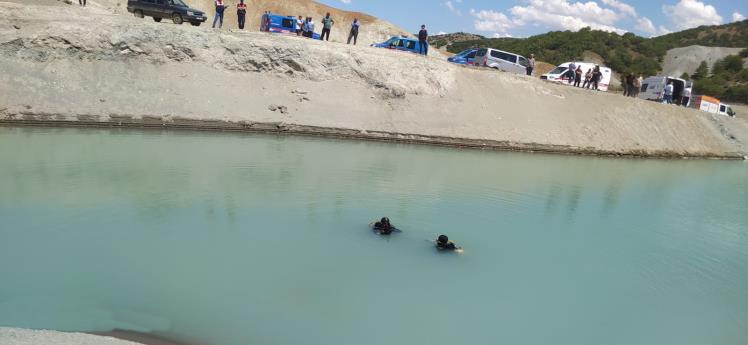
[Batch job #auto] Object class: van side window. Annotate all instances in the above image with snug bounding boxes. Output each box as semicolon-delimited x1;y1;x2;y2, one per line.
720;105;726;112
490;50;517;64
518;57;528;67
406;41;416;49
397;40;405;47
282;18;295;28
641;83;648;92
477;48;487;56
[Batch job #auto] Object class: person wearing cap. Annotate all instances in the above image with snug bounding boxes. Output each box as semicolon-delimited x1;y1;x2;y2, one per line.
435;234;458;251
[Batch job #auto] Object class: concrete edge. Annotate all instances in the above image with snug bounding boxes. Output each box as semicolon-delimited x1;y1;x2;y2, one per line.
1;112;745;160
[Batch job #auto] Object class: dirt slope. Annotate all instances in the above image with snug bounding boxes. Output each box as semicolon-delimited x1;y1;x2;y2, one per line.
1;2;745;158
662;45;746;77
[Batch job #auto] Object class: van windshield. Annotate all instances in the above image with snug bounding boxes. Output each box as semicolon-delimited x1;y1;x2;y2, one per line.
171;0;186;5
476;48;487;56
549;67;567;74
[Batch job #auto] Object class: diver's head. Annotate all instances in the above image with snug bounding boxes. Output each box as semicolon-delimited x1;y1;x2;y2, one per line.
381;217;390;224
437;235;448;244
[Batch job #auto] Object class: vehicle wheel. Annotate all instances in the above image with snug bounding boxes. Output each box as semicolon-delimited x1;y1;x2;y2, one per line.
172;13;183;25
153;17;162;22
190;22;201;27
134;10;144;18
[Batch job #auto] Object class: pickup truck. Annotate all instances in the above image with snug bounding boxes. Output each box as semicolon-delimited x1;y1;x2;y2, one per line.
127;0;206;26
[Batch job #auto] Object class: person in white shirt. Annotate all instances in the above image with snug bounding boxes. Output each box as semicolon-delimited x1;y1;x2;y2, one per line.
663;82;674;104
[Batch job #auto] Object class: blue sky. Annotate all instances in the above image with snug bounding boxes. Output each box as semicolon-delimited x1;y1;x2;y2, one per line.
317;0;748;38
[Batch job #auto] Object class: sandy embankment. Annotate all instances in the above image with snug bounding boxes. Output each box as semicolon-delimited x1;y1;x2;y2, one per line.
0;328;147;345
0;2;745;159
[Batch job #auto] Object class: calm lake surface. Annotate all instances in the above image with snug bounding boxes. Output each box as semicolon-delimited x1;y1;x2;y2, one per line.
1;127;747;345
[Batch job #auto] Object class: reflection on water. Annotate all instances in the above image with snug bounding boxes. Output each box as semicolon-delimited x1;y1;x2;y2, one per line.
1;127;747;345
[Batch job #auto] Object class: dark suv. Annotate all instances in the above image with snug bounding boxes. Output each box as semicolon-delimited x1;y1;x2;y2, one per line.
127;0;206;26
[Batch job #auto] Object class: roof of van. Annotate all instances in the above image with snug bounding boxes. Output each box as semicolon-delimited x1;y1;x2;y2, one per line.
699;95;721;104
476;47;526;58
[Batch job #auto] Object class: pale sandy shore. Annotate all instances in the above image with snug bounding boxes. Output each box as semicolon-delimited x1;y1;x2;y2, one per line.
0;328;194;345
0;1;746;159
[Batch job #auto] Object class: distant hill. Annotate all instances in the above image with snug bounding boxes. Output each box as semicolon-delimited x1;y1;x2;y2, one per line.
430;32;486;49
437;20;748;102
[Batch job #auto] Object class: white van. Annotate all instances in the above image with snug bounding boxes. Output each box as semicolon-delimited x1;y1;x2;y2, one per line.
541;62;612;91
474;48;528;75
638;76;687;103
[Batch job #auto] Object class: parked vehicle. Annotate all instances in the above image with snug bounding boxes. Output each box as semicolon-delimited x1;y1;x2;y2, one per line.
260;13;321;40
541;62;613;91
447;49;477;65
473;48;528;75
127;0;206;26
638;76;687;103
371;36;424;54
692;95;736;117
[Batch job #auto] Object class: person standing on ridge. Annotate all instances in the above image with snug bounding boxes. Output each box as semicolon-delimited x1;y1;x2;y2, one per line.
574;66;582;87
567;62;576;84
296;16;303;36
347;18;360;45
79;0;86;6
236;0;247;30
212;0;225;29
681;85;692;107
321;13;334;41
418;25;428;56
591;66;601;90
526;53;536;76
663;81;674;104
583;69;592;89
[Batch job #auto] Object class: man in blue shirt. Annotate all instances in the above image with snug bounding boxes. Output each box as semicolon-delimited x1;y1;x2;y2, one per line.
418;25;428;55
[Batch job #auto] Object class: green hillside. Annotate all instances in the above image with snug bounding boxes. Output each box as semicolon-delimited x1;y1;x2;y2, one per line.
433;20;748;102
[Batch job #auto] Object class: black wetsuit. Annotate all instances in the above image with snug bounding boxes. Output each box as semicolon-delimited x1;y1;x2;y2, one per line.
437;242;457;250
374;222;393;235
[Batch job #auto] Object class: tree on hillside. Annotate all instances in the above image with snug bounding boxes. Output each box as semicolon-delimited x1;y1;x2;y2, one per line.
692;61;709;80
680;72;690;81
712;55;744;75
740;48;748;58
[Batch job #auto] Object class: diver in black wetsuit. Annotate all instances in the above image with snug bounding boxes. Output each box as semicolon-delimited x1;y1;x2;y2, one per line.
436;234;458;251
373;217;394;235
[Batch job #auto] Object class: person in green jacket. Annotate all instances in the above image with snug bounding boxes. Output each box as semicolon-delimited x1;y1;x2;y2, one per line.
321;13;334;41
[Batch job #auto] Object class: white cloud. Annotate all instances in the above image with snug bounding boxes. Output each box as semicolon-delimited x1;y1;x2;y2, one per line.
636;17;670;36
601;0;637;18
444;1;462;16
509;0;627;34
734;12;746;22
340;0;351;4
469;0;644;37
437;31;447;35
662;0;723;30
469;9;518;35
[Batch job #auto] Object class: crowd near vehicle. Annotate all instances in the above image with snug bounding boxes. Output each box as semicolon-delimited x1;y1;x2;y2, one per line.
541;62;613;91
473;48;529;75
371;36;425;54
447;49;477;65
638;76;687;103
260;13;321;40
127;0;206;26
692;95;736;116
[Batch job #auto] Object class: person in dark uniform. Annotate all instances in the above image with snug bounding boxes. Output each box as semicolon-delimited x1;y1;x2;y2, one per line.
373;217;394;235
236;0;247;30
418;25;428;55
435;234;459;251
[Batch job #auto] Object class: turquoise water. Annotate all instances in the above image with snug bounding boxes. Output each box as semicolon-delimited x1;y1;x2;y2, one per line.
1;127;747;345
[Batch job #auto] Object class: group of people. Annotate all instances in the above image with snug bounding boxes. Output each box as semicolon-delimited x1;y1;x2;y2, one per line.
621;73;644;98
562;62;604;90
212;0;362;45
372;217;462;252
